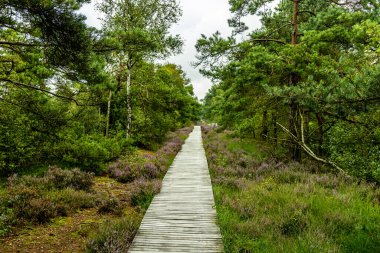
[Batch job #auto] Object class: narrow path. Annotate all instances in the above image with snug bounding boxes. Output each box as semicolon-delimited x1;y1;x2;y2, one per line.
128;126;223;253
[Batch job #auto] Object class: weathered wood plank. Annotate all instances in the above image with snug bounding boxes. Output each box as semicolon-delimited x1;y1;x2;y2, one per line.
128;126;223;253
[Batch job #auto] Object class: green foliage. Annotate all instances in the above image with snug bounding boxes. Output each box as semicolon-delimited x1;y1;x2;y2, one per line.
130;63;200;148
198;0;380;182
0;0;196;178
54;132;128;173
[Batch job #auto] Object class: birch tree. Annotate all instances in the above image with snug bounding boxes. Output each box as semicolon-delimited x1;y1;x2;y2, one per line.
97;0;183;138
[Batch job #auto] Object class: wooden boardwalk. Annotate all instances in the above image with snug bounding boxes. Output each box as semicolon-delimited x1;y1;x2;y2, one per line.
128;126;223;253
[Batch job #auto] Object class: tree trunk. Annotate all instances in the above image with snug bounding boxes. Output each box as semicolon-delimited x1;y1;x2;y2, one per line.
126;68;132;138
105;90;112;137
272;111;278;145
291;0;300;45
289;101;301;161
261;110;269;139
304;111;310;144
288;0;302;161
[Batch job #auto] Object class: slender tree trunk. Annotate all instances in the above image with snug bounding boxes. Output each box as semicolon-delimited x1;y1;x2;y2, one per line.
272;111;278;145
126;67;132;138
289;101;301;160
304;111;310;144
261;110;269;139
98;106;102;129
106;90;112;137
288;0;302;161
291;0;300;45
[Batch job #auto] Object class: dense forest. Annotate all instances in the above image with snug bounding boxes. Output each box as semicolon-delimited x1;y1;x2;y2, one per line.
198;0;380;183
0;0;199;176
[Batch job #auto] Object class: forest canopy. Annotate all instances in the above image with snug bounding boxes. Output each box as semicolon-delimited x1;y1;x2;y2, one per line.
197;0;380;183
0;0;200;175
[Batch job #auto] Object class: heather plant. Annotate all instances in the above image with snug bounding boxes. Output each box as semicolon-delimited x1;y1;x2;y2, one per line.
109;164;140;183
141;162;160;179
203;128;380;252
86;216;140;253
7;166;95;192
4;185;57;224
108;127;191;183
0;166;99;235
45;166;94;191
48;188;97;212
129;179;162;210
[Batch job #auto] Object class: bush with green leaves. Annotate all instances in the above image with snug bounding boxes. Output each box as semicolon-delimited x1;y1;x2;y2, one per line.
53;131;129;173
327;123;380;183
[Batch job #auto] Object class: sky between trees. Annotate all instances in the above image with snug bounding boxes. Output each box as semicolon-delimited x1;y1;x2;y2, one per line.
80;0;278;99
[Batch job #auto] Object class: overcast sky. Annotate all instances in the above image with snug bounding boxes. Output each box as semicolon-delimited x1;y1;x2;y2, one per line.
79;0;265;99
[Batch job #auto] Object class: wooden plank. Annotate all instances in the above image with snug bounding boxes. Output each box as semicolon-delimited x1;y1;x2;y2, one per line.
128;126;223;253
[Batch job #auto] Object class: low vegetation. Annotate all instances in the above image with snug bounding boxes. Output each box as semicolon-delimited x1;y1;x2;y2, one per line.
85;127;192;252
202;126;380;253
0;127;192;252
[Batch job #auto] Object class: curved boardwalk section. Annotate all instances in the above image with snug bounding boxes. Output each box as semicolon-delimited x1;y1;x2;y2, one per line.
128;126;223;253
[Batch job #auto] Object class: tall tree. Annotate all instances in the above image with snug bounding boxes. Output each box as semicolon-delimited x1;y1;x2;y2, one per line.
197;0;380;181
97;0;183;137
0;0;102;101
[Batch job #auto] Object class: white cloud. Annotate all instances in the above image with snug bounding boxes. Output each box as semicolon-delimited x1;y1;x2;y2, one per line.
80;1;102;29
79;0;269;99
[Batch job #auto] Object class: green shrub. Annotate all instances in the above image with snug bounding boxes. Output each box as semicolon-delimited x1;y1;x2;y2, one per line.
86;217;140;253
54;132;129;173
327;123;380;183
0;205;14;237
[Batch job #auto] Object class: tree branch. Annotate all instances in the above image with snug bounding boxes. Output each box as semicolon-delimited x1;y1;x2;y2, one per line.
276;121;347;175
1;78;99;106
324;111;369;127
249;38;287;45
265;22;293;38
298;10;316;16
0;41;41;47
